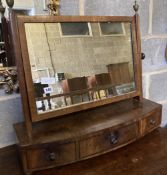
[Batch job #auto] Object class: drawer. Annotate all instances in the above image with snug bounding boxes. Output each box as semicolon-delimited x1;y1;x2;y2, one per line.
79;123;138;158
26;142;76;169
141;109;161;135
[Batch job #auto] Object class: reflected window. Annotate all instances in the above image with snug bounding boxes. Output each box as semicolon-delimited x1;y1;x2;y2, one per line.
60;22;92;36
99;22;125;36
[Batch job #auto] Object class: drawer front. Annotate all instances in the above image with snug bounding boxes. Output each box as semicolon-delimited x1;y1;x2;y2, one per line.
26;142;76;169
79;123;138;158
142;109;161;135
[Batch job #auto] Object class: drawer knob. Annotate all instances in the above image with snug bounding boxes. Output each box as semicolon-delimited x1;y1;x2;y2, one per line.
49;152;56;161
150;119;156;125
110;133;118;144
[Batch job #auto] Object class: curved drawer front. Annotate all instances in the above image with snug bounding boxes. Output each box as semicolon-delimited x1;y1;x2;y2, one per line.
79;123;138;158
26;142;76;169
141;109;161;135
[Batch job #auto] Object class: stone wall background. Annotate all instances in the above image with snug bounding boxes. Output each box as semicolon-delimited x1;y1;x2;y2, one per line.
0;91;23;148
0;0;166;148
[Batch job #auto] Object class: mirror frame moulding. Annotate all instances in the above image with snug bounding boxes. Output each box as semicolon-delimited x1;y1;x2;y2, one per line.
16;15;142;122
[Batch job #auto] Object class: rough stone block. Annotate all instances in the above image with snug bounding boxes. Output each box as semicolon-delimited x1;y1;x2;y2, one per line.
142;39;167;73
60;0;79;15
149;72;167;102
152;0;167;34
33;0;48;15
84;0;149;36
0;92;24;148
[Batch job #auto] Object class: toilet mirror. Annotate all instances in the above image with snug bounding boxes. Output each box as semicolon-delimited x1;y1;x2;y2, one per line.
17;16;141;122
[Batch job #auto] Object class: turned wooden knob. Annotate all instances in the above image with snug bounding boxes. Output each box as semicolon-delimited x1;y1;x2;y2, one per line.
150;119;156;125
110;133;118;144
49;152;56;161
141;53;145;60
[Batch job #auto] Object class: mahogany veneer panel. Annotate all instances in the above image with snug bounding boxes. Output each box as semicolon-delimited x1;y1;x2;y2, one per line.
14;98;161;147
141;109;161;135
79;123;138;158
26;142;76;169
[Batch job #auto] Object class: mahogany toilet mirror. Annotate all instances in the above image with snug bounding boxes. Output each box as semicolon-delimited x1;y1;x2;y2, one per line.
10;3;163;175
12;4;142;135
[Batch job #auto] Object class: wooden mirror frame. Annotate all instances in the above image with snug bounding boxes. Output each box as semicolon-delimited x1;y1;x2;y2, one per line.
12;14;142;133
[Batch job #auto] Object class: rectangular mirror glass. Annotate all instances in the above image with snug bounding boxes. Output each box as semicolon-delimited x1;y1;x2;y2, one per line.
24;21;136;115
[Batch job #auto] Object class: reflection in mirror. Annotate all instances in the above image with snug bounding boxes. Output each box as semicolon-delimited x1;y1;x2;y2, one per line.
60;22;92;36
99;22;125;36
24;22;136;114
